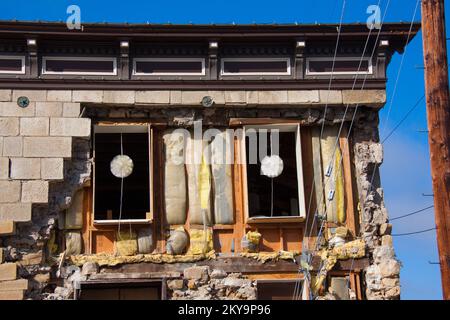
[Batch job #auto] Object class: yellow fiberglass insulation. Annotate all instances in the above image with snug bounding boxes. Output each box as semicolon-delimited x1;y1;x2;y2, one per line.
334;146;346;224
115;230;138;256
187;228;213;255
312;239;366;294
241;250;299;263
69;250;216;267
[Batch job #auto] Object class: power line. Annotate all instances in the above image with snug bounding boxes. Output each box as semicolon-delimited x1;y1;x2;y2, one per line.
392;227;437;237
390;205;434;221
381;95;425;144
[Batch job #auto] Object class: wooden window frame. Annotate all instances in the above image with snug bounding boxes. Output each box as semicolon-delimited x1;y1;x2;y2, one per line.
132;57;206;76
240;123;307;224
42;56;118;76
305;56;373;76
220;57;291;76
92;124;154;225
0;55;25;74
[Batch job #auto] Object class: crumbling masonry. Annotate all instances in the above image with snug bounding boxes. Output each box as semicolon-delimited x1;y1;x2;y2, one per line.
0;22;418;300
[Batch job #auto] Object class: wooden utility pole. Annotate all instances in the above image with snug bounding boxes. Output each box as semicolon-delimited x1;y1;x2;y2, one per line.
421;0;450;300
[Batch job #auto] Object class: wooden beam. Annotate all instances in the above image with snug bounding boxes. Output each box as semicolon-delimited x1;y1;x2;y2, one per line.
422;0;450;300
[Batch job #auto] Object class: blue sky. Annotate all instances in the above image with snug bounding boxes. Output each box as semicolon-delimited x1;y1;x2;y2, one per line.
0;0;446;300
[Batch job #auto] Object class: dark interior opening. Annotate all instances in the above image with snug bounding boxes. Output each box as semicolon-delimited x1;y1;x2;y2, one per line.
79;281;162;300
246;131;300;217
45;59;115;73
309;59;370;73
94;132;150;220
257;280;299;300
223;60;288;74
135;60;203;74
0;58;22;72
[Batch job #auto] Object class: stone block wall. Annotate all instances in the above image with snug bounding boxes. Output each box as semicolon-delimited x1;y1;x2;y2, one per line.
0;88;396;300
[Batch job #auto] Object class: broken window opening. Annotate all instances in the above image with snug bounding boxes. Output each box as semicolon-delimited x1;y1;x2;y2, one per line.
93;125;151;223
243;124;306;221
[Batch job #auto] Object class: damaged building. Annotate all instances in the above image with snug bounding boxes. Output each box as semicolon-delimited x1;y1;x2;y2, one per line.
0;21;419;300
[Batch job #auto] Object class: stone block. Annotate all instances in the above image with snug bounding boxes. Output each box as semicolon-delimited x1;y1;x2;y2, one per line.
0;118;19;136
319;90;343;105
0;157;8;180
183;266;210;282
379;223;392;236
207;91;226;105
0;290;24;300
288;90;320;104
379;259;401;278
20;117;49;136
21;181;49;203
381;235;393;247
19;251;43;266
0;203;32;222
170;91;182;104
35;102;63;117
246;91;259;105
23;137;72;158
0;181;21;203
10;158;40;179
12;90;47;102
50;118;91;137
342;90;386;106
136;91;170;104
62;103;81;117
41;158;64;180
72;90;103;103
81;262;99;276
0;102;35;117
0;221;15;236
224;91;246;105
167;279;185;290
103;90;135;104
258;91;288;104
181;91;205;105
2;137;22;157
46;90;72;102
0;279;28;292
0;263;17;281
0;90;12;102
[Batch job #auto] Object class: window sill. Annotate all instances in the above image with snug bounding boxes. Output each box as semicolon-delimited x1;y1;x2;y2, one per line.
93;219;152;225
246;216;305;224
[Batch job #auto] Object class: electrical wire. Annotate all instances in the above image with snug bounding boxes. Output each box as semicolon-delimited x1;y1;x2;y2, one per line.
390;205;434;221
392;227;437;237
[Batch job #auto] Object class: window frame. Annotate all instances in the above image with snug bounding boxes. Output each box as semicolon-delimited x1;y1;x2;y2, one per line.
0;55;26;74
42;56;118;76
132;57;206;76
305;56;373;76
92;124;153;225
240;123;306;223
220;57;292;76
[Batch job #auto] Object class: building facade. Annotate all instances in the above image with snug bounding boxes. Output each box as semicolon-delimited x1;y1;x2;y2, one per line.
0;21;419;300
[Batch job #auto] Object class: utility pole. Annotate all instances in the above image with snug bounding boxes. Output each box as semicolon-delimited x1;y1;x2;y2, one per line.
421;0;450;300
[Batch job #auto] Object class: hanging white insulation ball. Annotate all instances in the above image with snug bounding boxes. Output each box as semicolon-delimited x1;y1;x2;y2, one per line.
260;155;284;178
110;155;134;178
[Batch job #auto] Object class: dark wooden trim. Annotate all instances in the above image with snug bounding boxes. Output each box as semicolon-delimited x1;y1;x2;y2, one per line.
0;78;387;90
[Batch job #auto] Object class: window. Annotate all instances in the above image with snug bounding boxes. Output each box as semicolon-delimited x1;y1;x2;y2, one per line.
42;56;117;75
306;57;373;75
221;58;291;76
241;124;306;222
0;56;25;74
93;125;152;224
133;58;205;76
